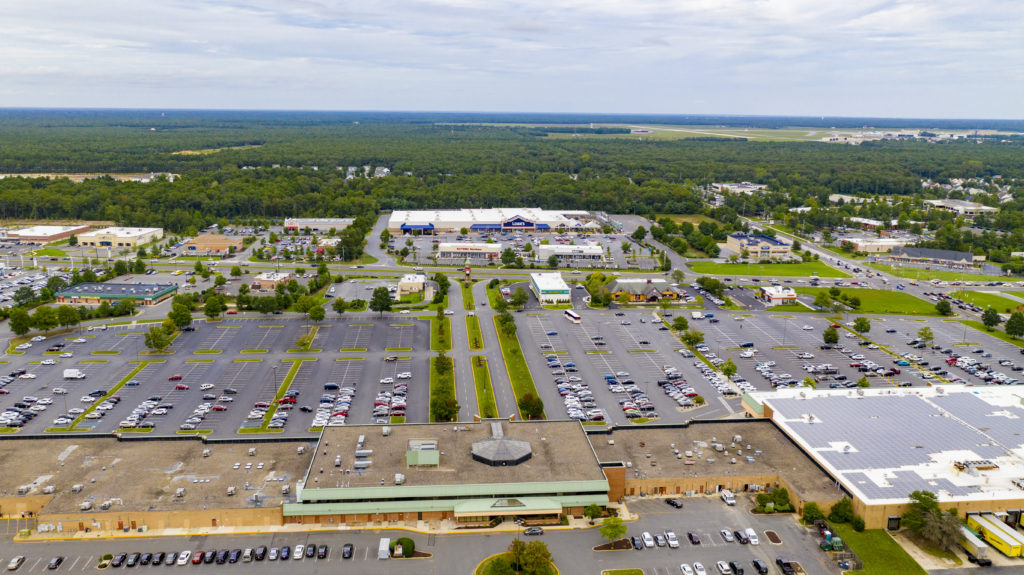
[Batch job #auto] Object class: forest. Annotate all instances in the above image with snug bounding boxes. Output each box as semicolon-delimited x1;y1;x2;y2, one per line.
0;110;1023;243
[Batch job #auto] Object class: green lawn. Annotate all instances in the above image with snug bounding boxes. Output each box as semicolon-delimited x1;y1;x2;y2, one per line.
466;316;483;350
830;523;926;575
461;280;476;310
793;287;939;315
688;260;849;278
656;213;721;226
476;553;555;575
953;290;1023;313
602;570;644;575
493;316;544;419
867;264;1014;283
424;316;452;351
428;356;456;423
32;247;67;257
961;320;1024;348
471;356;498;419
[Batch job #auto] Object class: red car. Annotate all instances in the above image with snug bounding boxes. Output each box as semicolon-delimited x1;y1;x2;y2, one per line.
278;397;296;404
168;374;183;381
174;384;189;390
254;402;270;408
226;310;237;315
830;324;842;328
211;405;228;411
191;552;203;565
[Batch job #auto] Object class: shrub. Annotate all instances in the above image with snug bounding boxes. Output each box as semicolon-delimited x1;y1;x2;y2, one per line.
851;516;865;532
390;537;415;557
829;497;854;524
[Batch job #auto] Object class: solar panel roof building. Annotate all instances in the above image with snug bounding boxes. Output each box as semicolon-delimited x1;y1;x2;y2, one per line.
750;387;1024;526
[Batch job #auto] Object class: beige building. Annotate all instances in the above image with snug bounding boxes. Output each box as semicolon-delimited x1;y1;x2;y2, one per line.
183;234;244;255
3;224;90;244
725;234;792;259
848;238;909;253
78;227;163;249
398;273;427;296
252;272;292;291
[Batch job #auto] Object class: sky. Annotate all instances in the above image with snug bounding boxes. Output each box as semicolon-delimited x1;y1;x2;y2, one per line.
2;0;1022;118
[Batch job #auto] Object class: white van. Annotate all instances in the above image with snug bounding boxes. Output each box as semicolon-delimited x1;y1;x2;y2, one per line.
744;527;759;545
378;538;391;560
720;489;736;506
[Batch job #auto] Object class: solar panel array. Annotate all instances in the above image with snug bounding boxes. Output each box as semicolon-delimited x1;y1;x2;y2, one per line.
931;393;1024;451
843;471;981;499
770;394;1010;468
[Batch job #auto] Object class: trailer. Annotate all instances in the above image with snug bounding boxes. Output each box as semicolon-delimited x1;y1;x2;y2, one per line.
967;513;1024;557
960;525;993;566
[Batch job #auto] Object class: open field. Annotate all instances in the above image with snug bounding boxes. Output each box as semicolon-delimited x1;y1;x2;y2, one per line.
655;213;721;225
689;260;849;278
952;290;1023;313
867;264;1014;283
172;145;262;155
793;287;939;315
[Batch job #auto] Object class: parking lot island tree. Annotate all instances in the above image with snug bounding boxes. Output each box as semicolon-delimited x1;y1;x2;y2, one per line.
935;300;953;316
369;286;393;317
853;317;871;334
1006;311;1024;339
144;325;172;352
982;307;1001;329
823;326;839;344
600;516;628;543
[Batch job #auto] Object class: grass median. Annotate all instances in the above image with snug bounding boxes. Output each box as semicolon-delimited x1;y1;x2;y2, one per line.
867;263;1012;283
429;355;456;423
422;316;452;351
461;280;477;310
961;320;1024;348
466;316;483;350
794;287;940;315
493;316;544;419
66;360;163;430
953;290;1023;313
472;356;498;419
253;358;315;432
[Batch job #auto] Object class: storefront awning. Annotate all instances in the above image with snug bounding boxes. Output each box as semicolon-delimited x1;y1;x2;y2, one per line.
454;497;562;517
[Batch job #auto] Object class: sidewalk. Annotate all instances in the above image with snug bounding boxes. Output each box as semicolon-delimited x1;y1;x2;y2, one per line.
17;508;628;542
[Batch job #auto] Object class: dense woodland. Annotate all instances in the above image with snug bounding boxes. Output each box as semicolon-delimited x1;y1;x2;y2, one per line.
1;111;1023;257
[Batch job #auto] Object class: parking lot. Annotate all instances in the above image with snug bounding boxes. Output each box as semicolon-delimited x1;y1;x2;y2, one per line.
0;316;432;436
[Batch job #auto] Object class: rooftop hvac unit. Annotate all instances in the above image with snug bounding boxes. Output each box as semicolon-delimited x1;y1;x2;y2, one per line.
394;474;405;486
248;448;256;456
297;445;306;455
100;500;111;510
355;449;373;458
227;486;236;496
353;460;372;469
79;501;92;511
382;426;391;436
175;487;186;498
281;484;290;495
71;484;84;493
203;449;211;457
357;435;366;449
42;485;55;494
334;456;342;467
17;486;30;495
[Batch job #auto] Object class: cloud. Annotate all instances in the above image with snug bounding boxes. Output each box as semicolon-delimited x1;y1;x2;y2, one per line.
0;0;1021;117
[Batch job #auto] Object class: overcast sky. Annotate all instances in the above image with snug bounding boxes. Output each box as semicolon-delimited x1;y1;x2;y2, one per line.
2;0;1022;118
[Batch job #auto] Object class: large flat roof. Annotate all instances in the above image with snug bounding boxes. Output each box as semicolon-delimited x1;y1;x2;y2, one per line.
753;387;1024;505
304;421;606;491
389;208;590;227
536;244;604;255
58;282;176;298
530;272;570;291
8;225;89;237
590;421;839;503
438;242;503;252
0;437;315;514
79;226;162;238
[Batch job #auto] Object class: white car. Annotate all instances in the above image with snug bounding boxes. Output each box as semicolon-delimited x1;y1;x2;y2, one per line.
176;551;191;566
200;383;215;390
19;373;36;379
665;530;680;548
400;310;410;314
680;565;694;575
641;531;654;548
443;310;454;316
693;563;707;575
72;338;86;344
31;336;46;342
801;325;813;330
80;396;96;403
14;343;32;350
40;359;57;365
60;352;73;358
797;352;814;359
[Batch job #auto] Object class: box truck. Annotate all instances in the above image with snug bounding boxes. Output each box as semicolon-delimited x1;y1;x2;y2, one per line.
63;369;86;380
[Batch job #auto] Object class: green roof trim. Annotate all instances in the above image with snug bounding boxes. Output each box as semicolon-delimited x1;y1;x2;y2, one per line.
282;493;608;517
298;479;609;502
406;449;440;466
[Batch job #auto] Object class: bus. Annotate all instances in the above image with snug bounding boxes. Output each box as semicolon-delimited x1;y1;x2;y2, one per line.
564;309;581;324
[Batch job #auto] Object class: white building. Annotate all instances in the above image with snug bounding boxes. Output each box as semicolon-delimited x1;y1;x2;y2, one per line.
387;208;592;235
848;238;909;253
711;182;767;195
77;227;164;249
284;218;354;232
437;242;503;261
529;273;571;305
925;199;999;219
536;244;605;266
3;224;90;244
757;285;797;304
